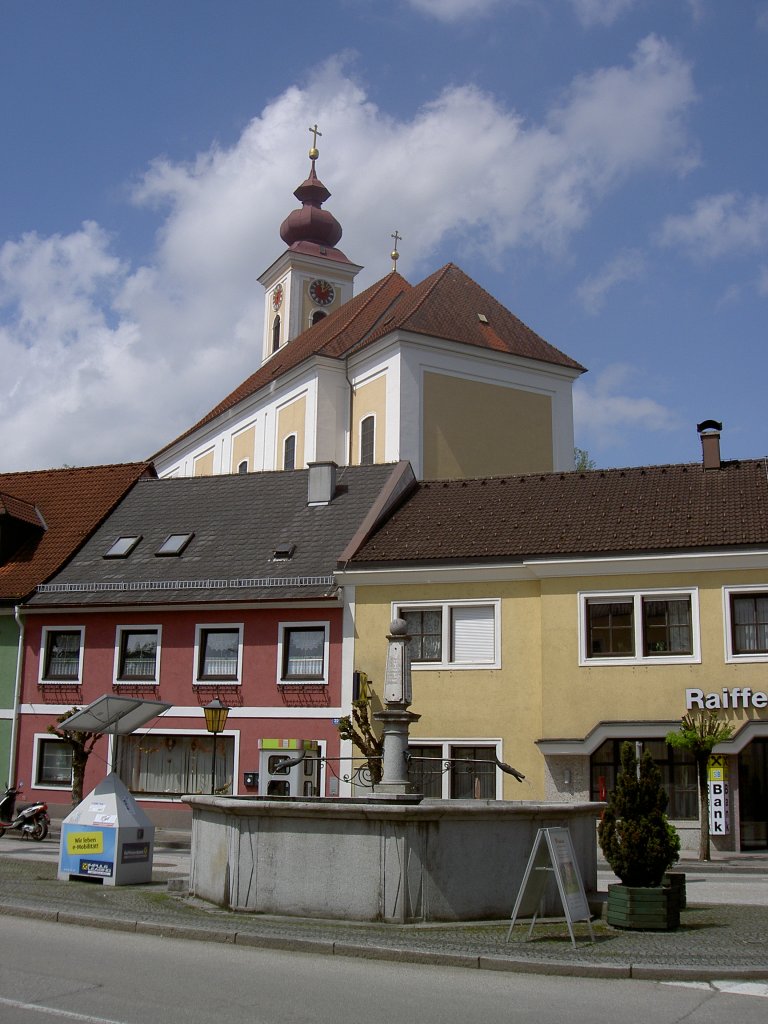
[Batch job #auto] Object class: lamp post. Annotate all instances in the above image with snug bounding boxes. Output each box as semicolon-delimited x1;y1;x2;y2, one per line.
203;698;230;795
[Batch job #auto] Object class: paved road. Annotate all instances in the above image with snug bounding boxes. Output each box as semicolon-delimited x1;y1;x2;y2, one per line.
0;916;766;1024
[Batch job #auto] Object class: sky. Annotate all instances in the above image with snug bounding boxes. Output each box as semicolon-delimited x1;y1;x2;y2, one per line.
1;0;766;473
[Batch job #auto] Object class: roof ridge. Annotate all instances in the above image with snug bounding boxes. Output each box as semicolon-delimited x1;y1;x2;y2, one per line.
316;272;410;354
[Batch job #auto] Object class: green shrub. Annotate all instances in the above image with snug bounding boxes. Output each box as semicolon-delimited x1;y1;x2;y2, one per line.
598;741;680;887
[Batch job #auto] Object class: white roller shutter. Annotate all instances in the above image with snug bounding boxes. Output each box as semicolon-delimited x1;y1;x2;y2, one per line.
451;605;495;663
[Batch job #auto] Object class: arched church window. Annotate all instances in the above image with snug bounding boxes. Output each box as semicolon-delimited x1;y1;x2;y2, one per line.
311;310;327;326
360;415;375;466
237;460;248;475
272;315;281;352
283;434;296;471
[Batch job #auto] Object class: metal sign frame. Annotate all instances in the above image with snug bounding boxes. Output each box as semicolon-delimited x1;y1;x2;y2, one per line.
506;826;594;947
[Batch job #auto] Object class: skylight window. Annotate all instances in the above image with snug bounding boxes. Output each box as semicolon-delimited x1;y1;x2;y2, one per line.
272;542;296;561
155;533;194;557
104;536;142;559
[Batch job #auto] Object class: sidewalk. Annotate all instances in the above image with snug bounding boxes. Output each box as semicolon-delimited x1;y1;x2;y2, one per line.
1;830;767;982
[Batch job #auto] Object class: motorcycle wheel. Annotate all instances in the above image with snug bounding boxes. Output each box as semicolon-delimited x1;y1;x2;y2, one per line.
30;820;48;841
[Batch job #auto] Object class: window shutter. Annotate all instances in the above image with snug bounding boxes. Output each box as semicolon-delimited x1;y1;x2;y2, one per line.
451;605;495;663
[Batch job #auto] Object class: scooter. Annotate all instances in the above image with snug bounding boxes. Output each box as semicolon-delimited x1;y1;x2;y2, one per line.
0;782;50;841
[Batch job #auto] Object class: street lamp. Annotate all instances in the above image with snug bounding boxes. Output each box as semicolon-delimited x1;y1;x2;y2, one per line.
203;698;230;795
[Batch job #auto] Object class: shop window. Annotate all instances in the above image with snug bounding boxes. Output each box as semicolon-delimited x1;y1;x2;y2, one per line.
590;739;698;819
407;742;500;799
581;590;698;664
194;625;242;684
725;589;768;660
40;627;84;683
278;623;328;683
115;733;234;797
397;601;499;668
34;737;73;787
115;627;160;683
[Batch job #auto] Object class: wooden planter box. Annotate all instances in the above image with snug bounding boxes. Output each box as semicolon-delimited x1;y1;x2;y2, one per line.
663;871;686;909
607;883;681;931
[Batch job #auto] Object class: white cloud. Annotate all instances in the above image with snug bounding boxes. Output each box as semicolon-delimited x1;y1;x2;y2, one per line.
577;248;646;312
0;44;696;471
659;192;768;260
574;365;681;455
405;0;504;20
570;0;635;27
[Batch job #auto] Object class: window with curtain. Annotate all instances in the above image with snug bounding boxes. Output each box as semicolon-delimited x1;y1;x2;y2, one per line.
583;591;697;663
115;734;234;796
41;628;83;682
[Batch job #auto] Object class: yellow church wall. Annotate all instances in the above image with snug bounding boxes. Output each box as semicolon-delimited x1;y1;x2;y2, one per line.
352;581;546;799
277;395;307;469
230;424;256;473
351;375;386;465
422;372;553;479
193;449;214;476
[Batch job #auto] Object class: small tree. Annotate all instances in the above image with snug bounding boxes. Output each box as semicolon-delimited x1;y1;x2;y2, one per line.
666;712;733;862
574;447;596;471
49;708;102;807
598;741;680;887
337;697;383;786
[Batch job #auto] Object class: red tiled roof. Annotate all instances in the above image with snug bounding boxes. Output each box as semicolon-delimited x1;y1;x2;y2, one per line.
349;459;768;565
154;263;584;458
0;492;44;528
0;462;153;601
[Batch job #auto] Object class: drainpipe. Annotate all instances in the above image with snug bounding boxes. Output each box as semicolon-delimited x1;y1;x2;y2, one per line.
8;606;25;787
346;356;355;467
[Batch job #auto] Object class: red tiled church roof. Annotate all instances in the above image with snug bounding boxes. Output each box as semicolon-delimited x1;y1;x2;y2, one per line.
154;263;584;458
0;462;153;601
348;459;768;565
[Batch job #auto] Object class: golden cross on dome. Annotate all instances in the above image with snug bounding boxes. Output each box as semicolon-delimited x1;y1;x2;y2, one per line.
390;230;402;272
308;124;322;160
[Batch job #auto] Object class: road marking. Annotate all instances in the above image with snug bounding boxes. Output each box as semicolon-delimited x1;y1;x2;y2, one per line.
662;981;768;999
0;996;127;1023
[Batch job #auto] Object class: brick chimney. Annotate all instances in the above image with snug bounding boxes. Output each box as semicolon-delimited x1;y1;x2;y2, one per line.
697;420;722;470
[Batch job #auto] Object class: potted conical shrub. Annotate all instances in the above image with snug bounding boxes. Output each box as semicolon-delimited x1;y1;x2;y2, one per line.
598;741;682;930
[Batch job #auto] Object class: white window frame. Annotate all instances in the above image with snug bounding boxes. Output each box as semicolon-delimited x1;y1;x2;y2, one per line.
723;585;768;663
578;588;700;666
113;625;162;685
406;739;503;799
31;733;73;790
276;621;330;685
394;600;501;670
193;623;244;686
39;625;85;685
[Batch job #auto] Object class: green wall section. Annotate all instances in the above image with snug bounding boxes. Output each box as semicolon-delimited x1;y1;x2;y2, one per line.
0;613;20;785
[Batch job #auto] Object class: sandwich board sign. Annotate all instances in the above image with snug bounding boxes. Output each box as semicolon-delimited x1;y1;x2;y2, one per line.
506;827;594;947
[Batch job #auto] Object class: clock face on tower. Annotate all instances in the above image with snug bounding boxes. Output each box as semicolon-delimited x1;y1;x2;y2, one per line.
271;284;283;311
309;279;335;306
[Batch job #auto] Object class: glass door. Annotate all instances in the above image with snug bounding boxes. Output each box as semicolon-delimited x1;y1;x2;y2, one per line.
739;739;768;850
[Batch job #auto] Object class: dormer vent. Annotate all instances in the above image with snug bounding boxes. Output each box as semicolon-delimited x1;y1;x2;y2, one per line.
477;313;488;323
273;542;296;561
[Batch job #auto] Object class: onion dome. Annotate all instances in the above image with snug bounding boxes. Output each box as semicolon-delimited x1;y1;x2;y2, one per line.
279;162;343;249
279;128;348;259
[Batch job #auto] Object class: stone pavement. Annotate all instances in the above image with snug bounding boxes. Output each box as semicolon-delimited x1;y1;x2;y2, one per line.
1;829;767;983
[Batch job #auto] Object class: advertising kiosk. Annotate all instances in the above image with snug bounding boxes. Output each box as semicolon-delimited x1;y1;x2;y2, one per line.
57;695;170;885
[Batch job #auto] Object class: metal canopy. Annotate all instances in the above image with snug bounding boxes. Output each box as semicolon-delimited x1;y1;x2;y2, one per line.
57;695;172;735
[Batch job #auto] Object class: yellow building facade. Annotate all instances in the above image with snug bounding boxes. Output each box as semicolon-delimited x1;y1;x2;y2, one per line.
341;443;768;853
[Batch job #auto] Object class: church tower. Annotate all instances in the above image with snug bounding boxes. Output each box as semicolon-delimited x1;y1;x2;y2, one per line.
258;126;362;363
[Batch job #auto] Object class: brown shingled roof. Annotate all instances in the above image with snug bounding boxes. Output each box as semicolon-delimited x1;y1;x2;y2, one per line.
0;462;153;601
349;460;768;565
154;263;584;459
